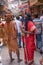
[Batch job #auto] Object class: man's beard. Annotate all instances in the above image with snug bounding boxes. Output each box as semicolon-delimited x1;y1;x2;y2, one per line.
5;18;12;23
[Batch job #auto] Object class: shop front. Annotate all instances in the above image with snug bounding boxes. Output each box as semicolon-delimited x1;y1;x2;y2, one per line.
29;0;43;18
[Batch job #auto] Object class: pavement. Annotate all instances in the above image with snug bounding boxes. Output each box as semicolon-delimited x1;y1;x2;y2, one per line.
0;46;42;65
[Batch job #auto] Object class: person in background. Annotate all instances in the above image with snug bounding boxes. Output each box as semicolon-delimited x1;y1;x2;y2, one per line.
15;16;21;48
23;14;36;65
0;14;7;46
20;11;25;48
33;13;42;50
40;10;43;65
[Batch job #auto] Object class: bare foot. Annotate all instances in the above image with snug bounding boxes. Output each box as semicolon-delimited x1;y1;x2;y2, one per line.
10;58;15;62
18;59;22;63
28;60;34;65
25;61;27;64
28;63;31;65
31;60;34;64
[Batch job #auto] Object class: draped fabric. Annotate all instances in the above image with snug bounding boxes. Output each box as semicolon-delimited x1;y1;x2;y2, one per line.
5;21;19;52
24;21;36;61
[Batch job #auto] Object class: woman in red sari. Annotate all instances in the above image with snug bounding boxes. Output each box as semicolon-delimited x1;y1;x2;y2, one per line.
24;14;36;65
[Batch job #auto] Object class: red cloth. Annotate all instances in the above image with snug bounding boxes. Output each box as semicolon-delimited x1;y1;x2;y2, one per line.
22;36;24;43
1;21;5;26
24;21;36;61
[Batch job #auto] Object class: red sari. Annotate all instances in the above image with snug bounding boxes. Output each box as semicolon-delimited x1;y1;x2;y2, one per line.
24;21;36;62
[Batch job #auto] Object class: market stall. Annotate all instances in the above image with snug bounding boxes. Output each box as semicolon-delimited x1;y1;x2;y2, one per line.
29;0;43;18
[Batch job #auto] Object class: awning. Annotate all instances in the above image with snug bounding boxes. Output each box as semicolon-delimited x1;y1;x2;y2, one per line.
30;0;43;6
30;0;38;6
33;2;43;6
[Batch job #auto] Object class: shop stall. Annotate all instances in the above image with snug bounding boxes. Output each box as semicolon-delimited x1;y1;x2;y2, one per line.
30;0;43;18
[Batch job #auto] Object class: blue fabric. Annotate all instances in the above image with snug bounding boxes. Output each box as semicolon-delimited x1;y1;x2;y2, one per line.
20;17;25;22
18;33;21;47
36;34;42;49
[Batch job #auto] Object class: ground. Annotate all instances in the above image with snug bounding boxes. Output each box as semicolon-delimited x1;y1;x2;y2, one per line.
0;46;42;65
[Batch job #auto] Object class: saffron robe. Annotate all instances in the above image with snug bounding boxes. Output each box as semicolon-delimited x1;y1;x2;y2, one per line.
5;20;19;52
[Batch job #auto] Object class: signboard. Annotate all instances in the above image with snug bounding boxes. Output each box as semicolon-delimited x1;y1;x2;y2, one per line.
30;0;38;6
18;3;29;11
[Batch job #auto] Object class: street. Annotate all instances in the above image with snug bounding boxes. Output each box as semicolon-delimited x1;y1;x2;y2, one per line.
0;46;42;65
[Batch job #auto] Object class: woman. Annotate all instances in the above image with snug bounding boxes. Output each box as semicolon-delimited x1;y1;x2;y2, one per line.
24;14;36;65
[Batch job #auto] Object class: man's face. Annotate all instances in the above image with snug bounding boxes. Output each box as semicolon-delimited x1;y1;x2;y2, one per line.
21;11;25;18
5;16;10;23
5;15;12;23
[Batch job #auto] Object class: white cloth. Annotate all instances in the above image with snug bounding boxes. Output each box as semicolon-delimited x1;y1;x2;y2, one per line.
15;19;21;33
40;16;43;27
40;16;43;31
40;16;43;50
40;16;43;21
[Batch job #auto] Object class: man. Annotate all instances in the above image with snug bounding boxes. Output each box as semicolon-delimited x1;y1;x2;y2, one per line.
20;11;25;48
33;13;42;49
15;16;21;48
2;13;22;62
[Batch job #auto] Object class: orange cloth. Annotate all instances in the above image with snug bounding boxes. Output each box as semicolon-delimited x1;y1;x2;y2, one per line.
5;21;19;52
